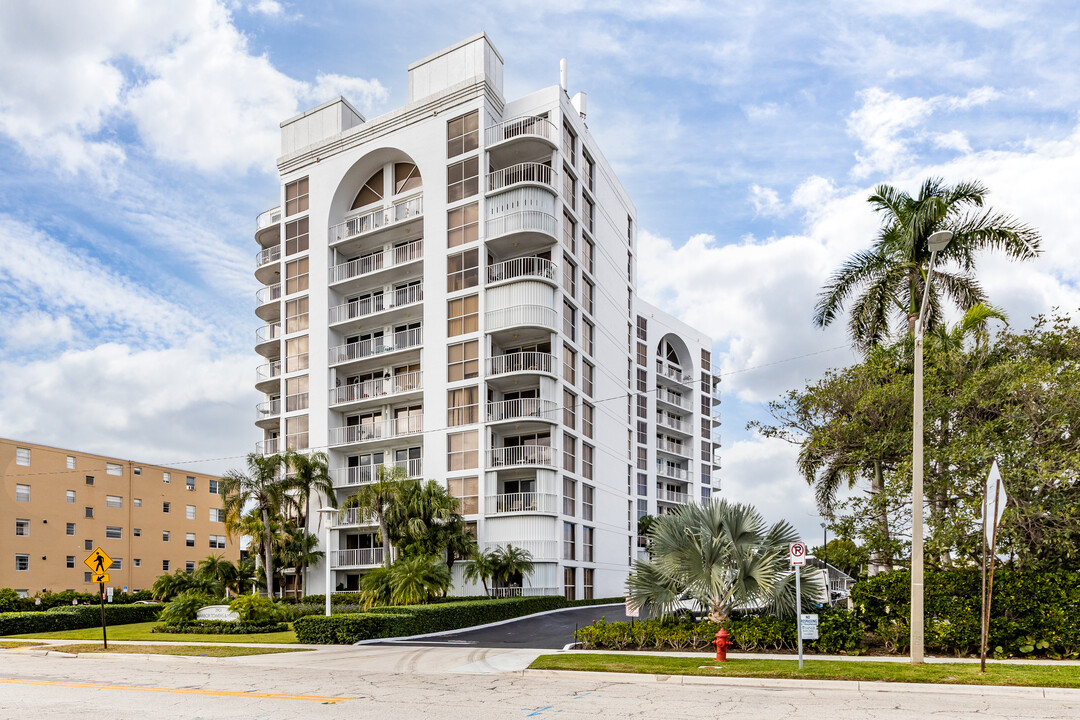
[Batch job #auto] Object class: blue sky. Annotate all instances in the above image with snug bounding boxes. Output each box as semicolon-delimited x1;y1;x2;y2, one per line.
2;1;1079;540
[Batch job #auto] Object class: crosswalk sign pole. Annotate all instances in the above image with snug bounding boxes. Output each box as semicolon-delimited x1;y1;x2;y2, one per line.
99;581;108;649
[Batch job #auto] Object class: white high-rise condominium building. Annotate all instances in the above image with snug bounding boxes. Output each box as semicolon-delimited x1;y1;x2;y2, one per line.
253;34;721;599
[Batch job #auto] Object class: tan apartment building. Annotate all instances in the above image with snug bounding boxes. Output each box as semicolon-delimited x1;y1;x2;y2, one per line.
1;438;239;596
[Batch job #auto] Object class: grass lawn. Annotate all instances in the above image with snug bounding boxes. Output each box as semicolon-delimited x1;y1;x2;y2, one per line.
530;654;1080;689
0;641;42;649
41;643;310;657
6;622;298;644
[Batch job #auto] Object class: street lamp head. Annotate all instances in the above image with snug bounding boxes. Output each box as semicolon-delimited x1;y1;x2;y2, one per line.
928;230;953;252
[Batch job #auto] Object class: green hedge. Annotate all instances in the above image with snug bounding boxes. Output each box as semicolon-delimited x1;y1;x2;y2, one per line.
294;596;573;644
851;569;1080;658
152;621;289;635
0;588;156;613
0;604;161;636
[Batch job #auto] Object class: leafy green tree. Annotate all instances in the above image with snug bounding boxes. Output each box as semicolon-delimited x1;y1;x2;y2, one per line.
627;500;823;623
492;545;535;591
278;528;324;597
220;453;289;596
813;177;1039;351
386;478;457;556
810;538;868;578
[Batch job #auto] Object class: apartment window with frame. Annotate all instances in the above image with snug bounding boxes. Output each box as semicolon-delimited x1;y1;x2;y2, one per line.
210;535;226;549
286;375;308;412
447;340;479;381
563;477;576;516
701;417;711;440
66;556;75;568
582;444;594;480
285;296;309;333
15;554;29;571
582;402;594;438
563;300;576;341
286;414;309;450
106;462;121;476
284;177;308;216
285;257;309;295
701;348;712;372
563;346;576;384
210;508;225;523
563;522;576;561
447;431;478;471
208;479;220;494
636;342;647;367
15;447;30;466
134;558;142;568
583;152;595;191
561;388;577;428
66;490;75;504
637;394;648;419
562;121;577;163
84;506;94;519
447;248;479;292
638;422;649;445
448;203;479;247
163;530;170;542
286;336;309;373
133;466;142;476
106;526;122;540
185;504;196;520
562;254;577;298
637;368;648;392
582;278;594;315
638;472;648;495
583;567;594;599
85;474;95;485
186;561;195;573
563;433;576;474
85;539;93;550
163;560;170;571
563;167;576;211
637;447;647;471
582;196;594;233
163;502;171;513
285;216;309;256
186;532;195;547
134;528;141;537
582;484;594;520
66;522;75;536
15;518;29;536
582;361;594;396
583;236;594;275
163;472;170;484
564;566;576;600
562;211;576;252
447;386;479;426
582;320;594;356
66;455;75;469
447;476;479;515
446;110;479;158
583;526;594;562
637;316;648;340
448;295;478;336
447;156;479;202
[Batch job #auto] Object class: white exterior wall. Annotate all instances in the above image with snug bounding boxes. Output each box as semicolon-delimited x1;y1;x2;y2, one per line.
253;34;718;600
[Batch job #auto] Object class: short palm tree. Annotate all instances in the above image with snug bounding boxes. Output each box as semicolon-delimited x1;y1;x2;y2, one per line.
196;555;238;598
494;545;534;589
462;548;501;596
386;554;452;605
279;528;324;597
627;500;822;624
342;464;407;564
814;177;1039;351
220;453;288;597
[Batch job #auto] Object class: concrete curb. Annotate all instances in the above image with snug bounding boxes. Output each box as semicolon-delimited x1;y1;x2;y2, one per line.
521;668;1080;698
353;603;623;645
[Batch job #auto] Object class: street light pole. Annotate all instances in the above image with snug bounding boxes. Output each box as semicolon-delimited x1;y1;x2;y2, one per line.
911;230;952;665
315;507;338;618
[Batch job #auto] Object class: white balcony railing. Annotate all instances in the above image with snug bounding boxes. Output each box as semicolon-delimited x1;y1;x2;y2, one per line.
656;388;692;410
256;283;282;305
256;207;282;231
656;439;689;457
481;540;559;562
487;162;556;193
256;244;281;268
658;489;692;505
328;195;423;245
489;586;560;598
656;413;691;434
256;322;282;344
487;352;555;377
329;327;423;365
255;399;280;422
656;360;694;386
485;116;558;147
328;239;424;285
656;463;691;482
328;415;423;447
486;398;557;423
255;438;280;455
331;548;385;567
484;492;558;515
486;257;557;285
486;304;558;332
485;210;557;241
330;371;422;406
488;445;556;468
329;285;423;324
330;459;423;488
255;360;281;383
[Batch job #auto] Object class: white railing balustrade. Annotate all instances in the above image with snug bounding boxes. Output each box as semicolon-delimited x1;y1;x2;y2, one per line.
656;413;690;433
328;285;423;324
486;257;557;285
489;586;560;598
330;459;423;488
256;283;282;305
656;388;691;410
485;305;557;332
656;360;694;385
482;540;559;561
256;207;282;231
329;327;423;364
330;371;422;405
255;360;281;383
255;438;280;455
393;195;423;222
487;445;555;468
331;548;384;567
486;398;557;423
328;415;424;446
255;399;280;422
656;439;689;456
484;492;558;515
485;116;558;146
256;323;282;344
656;463;691;482
487;162;556;193
658;489;692;505
328;196;424;245
487;352;554;376
328;239;423;284
256;244;281;267
485;210;557;241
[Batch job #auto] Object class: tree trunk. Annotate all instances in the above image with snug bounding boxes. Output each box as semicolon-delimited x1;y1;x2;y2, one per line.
261;505;274;598
378;512;392;566
869;460;892;575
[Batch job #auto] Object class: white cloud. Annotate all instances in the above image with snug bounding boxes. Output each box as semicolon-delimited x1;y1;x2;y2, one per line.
847;88;934;179
0;312;75;349
932;130;972;154
791;175;837;213
743;102;780;120
748;184;783;216
945;86;1001;110
305;74;390;111
249;0;283;16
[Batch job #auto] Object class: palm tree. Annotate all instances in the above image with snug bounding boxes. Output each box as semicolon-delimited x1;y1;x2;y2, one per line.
342;465;407;564
386;555;452;605
234;557;258;595
462;548;501;596
627;499;823;624
282;450;333;594
493;545;534;590
388;479;459;557
814;178;1039;351
220;452;288;597
279;528;324;598
442;516;479;573
196;555;238;598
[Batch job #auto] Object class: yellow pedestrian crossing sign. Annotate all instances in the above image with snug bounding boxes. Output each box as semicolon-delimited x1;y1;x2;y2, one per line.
84;547;113;574
91;573;110;583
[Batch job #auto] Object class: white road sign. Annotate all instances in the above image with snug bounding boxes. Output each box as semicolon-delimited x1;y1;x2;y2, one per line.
789;542;807;567
800;613;819;640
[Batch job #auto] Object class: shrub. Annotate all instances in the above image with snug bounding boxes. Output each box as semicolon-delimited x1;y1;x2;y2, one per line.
0;588;23;613
159;591;218;624
228;595;284;623
0;604;160;636
152;621;288;635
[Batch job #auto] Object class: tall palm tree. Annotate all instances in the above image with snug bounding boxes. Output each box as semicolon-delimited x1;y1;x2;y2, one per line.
814;178;1039;351
282;450;333;594
341;465;407;564
627;499;823;624
220;452;288;597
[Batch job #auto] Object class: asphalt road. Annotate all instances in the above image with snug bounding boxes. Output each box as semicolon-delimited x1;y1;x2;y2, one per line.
375;603;645;649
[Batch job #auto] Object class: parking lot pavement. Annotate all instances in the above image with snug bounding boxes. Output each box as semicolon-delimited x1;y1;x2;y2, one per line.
374;603;645;649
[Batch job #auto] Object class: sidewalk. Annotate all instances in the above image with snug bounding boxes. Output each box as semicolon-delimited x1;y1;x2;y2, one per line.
564;648;1080;667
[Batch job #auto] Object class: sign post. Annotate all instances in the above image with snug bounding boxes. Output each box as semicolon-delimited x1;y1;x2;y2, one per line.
789;542;807;669
84;548;113;649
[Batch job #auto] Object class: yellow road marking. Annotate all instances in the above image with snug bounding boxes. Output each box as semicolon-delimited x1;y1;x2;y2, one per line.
0;678;349;703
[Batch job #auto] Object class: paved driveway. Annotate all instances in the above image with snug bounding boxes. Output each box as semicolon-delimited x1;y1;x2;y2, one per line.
374;603;649;649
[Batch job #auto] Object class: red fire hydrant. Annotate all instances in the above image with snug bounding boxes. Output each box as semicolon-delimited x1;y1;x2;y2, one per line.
714;628;730;662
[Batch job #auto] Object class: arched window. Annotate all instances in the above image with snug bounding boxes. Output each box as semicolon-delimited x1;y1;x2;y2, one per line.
658;339;682;368
394;163;422;194
351;169;384;210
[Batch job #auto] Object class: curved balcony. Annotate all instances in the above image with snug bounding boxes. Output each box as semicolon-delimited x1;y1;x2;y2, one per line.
255;322;282;358
486;162;557;195
486;209;556;242
328;195;423;248
255;283;282;322
485;116;558;157
487;445;556;469
331;547;384;567
255;438;280;455
329;371;422;409
329;286;423;326
482;540;559;563
255;399;281;428
255;360;282;393
328;415;423;448
254;207;281;246
484;491;558;516
487;352;555;379
255;245;282;284
329;239;423;291
329;327;423;367
486;257;557;287
486;304;557;334
486;398;558;424
330;458;424;489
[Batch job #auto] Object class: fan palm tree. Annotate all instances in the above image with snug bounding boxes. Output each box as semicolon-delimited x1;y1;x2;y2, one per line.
462;548;501;596
196;555;238;598
386;554;452;605
814;178;1039;352
388;479;459;557
341;465;407;564
627;500;823;624
220;452;288;597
